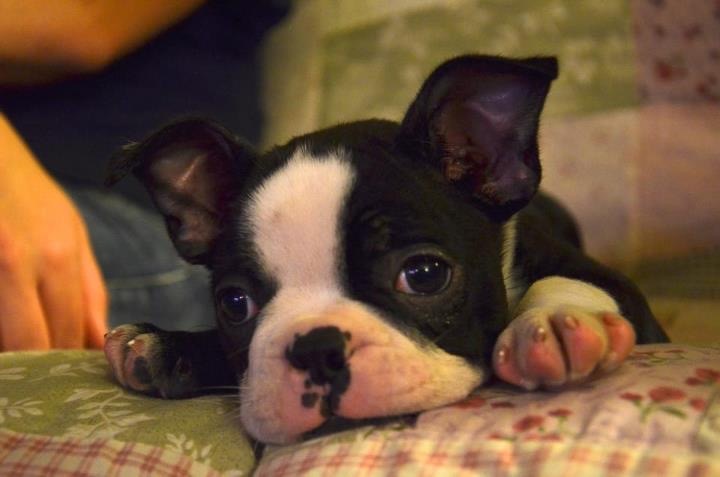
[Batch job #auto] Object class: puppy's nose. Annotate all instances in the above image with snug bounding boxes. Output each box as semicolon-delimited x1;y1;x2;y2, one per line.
285;326;349;386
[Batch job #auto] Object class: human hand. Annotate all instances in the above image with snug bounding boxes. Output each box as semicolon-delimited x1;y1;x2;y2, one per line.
0;115;107;350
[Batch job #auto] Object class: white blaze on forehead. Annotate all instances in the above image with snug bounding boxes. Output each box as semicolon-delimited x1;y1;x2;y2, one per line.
248;149;354;288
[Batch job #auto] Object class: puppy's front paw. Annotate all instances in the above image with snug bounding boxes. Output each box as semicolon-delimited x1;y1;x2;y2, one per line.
492;308;636;390
104;324;196;398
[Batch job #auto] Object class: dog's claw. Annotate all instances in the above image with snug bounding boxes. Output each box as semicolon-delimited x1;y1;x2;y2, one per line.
496;346;508;364
533;326;547;342
104;323;197;398
563;315;578;330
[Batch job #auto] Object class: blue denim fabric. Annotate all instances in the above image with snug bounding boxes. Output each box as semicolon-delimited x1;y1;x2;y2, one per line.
67;186;215;331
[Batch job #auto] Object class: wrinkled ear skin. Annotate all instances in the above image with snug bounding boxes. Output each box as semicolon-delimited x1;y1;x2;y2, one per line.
106;118;256;265
399;55;558;221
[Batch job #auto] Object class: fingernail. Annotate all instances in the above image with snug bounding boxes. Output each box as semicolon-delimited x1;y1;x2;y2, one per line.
533;326;547;342
127;339;136;347
564;315;579;330
496;347;508;364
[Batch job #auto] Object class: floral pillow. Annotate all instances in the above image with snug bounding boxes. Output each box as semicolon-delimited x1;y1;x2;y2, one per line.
257;344;720;476
1;345;719;476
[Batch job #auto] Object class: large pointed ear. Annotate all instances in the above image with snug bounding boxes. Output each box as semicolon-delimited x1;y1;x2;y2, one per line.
399;55;558;220
106;118;256;265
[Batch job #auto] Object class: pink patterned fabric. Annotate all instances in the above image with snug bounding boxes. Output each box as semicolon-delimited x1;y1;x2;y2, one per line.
0;430;224;477
257;345;720;476
632;0;720;102
259;441;716;477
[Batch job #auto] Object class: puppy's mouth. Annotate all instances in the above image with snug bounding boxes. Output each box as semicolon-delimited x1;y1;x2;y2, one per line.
302;414;418;441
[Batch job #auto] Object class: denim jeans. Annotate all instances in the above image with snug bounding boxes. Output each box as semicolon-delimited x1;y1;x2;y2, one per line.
67;187;215;331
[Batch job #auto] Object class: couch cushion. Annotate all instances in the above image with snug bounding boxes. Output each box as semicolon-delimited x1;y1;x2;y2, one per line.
0;350;254;476
2;345;718;476
257;344;720;476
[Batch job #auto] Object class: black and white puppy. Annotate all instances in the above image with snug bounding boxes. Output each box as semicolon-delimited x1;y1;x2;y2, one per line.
104;55;668;445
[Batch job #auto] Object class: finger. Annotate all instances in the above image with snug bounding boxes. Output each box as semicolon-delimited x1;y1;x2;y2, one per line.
0;271;51;350
78;228;108;348
38;243;84;348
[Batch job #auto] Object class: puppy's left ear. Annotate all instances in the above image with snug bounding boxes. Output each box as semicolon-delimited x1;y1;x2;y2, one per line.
106;118;256;265
399;55;558;220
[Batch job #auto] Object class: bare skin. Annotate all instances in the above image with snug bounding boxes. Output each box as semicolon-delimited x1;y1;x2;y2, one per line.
0;115;107;349
0;0;204;86
0;0;205;350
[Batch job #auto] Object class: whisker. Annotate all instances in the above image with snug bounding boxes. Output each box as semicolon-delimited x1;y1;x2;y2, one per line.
226;344;251;358
191;386;240;398
199;385;241;391
427;321;468;345
180;324;216;332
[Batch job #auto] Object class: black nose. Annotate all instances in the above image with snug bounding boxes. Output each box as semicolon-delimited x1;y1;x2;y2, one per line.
285;326;349;386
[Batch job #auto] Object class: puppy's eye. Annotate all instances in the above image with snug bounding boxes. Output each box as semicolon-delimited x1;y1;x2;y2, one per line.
217;287;258;325
395;255;452;295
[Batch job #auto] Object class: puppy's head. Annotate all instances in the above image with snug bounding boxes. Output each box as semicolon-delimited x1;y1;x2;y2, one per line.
109;55;557;443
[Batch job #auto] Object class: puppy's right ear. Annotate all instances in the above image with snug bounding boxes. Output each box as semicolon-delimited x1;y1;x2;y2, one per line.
399;55;557;221
106;118;255;265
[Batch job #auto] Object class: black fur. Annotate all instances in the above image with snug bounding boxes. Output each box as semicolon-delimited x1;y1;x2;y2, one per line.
106;55;668;409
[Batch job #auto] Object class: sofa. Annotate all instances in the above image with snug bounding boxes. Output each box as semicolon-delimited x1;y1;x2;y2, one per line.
1;1;719;475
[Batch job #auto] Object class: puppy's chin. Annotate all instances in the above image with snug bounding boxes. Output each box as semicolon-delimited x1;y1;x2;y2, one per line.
302;414;418;441
238;300;488;444
239;355;486;445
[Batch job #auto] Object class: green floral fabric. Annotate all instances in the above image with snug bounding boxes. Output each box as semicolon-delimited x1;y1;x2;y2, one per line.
0;351;255;475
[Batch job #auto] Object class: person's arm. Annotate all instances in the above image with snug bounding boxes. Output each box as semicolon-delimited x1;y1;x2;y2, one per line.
0;0;205;85
0;113;107;350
